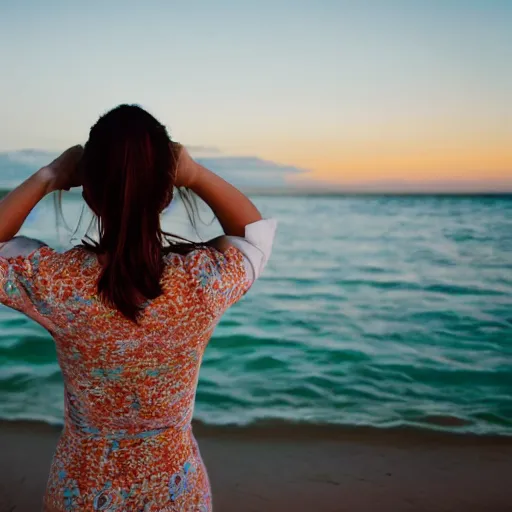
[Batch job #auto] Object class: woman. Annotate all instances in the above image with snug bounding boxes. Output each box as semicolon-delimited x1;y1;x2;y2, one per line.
0;105;276;511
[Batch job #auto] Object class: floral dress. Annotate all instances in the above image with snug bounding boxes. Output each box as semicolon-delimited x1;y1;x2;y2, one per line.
0;241;253;512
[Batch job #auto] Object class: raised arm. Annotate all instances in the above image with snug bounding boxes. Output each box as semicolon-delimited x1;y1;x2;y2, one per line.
0;168;51;243
0;146;83;243
175;145;262;238
174;145;276;280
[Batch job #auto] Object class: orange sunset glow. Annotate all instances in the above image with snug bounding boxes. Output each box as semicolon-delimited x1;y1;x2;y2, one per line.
258;126;512;185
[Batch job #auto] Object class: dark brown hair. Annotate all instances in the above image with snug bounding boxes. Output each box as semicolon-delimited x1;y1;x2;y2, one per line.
79;104;200;321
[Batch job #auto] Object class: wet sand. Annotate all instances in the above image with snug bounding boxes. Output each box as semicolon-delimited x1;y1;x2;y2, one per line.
0;420;511;512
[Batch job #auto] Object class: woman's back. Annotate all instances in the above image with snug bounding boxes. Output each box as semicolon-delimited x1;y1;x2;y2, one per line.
1;241;253;510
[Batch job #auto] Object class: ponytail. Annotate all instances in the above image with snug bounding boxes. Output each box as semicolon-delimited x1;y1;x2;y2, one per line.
81;105;177;322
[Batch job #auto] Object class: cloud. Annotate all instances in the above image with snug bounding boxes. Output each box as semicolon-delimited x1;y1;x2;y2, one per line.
185;146;310;186
195;156;308;188
0;149;310;190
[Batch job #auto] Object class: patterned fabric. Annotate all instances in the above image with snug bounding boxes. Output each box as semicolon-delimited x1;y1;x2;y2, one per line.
0;244;250;511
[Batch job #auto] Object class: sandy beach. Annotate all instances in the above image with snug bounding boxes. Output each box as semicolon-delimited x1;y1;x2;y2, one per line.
0;420;511;512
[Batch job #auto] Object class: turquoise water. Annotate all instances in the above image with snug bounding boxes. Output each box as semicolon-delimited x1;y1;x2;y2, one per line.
1;194;511;435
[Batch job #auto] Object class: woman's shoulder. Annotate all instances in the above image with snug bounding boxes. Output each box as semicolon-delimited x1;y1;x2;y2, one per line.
0;236;48;259
0;237;58;281
0;238;92;276
163;244;245;273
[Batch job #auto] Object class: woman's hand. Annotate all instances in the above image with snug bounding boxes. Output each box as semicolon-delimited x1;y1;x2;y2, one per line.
174;144;200;189
43;145;84;193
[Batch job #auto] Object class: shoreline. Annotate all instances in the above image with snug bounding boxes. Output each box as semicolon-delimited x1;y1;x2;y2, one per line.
1;419;511;511
2;415;511;440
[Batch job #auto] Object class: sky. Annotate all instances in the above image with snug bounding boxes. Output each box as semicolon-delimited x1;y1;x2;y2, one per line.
0;0;511;190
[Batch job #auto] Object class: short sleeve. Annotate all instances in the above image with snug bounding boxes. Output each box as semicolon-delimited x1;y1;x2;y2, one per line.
224;218;277;282
0;238;55;329
184;245;251;316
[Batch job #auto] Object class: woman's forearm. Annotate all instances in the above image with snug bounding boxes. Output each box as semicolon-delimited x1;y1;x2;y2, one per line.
0;168;52;243
188;162;262;237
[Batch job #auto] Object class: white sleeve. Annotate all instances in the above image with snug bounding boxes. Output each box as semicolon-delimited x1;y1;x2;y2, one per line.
0;236;47;258
225;218;277;283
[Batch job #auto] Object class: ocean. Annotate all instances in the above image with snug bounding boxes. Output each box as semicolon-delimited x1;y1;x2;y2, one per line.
0;193;511;435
